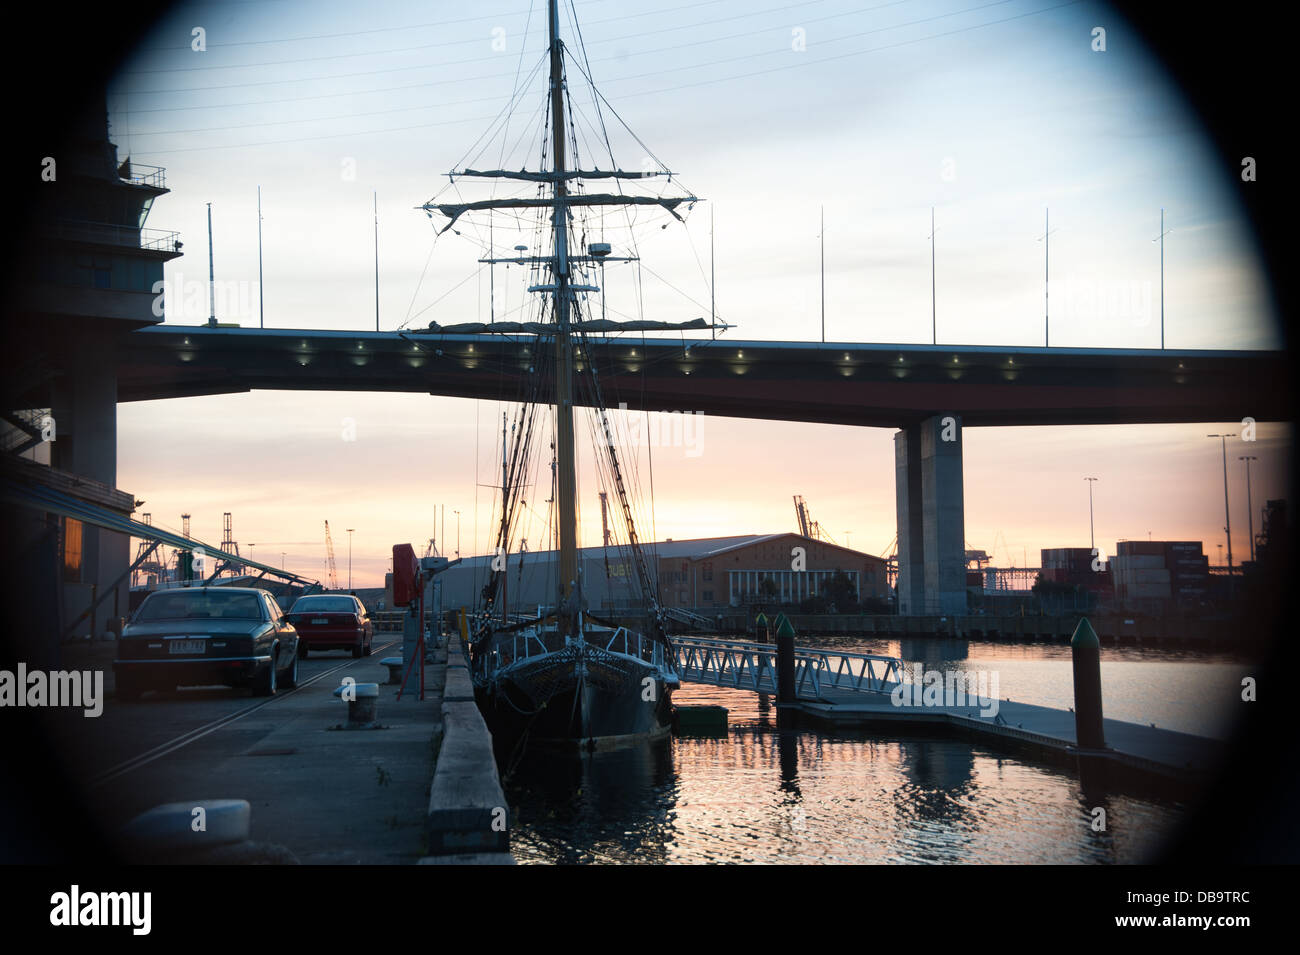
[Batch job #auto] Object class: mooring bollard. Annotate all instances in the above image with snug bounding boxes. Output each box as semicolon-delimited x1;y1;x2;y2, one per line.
1070;617;1106;750
333;682;380;725
380;657;404;685
755;611;769;643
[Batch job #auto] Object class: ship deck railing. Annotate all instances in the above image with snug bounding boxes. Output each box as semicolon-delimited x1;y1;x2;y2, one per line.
671;636;905;696
473;620;676;682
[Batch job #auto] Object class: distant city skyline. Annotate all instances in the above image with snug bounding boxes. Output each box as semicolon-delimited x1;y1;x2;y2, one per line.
108;0;1287;588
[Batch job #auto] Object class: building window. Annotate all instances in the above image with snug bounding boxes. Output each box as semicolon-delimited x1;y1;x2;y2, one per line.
702;562;713;581
702;590;713;602
63;517;83;582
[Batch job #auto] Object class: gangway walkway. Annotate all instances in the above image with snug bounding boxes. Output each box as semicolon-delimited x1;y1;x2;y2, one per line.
671;636;905;696
668;637;1222;789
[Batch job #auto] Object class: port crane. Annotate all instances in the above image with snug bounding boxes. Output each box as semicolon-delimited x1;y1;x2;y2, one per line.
324;520;340;590
792;494;835;543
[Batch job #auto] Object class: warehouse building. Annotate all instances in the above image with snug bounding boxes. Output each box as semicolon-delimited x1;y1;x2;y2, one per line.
433;533;889;614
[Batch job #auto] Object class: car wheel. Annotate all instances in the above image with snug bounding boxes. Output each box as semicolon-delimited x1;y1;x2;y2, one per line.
116;673;143;701
298;642;309;659
281;651;299;689
363;639;372;657
252;650;278;696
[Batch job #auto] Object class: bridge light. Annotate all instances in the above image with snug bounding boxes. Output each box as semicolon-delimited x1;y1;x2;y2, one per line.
843;352;850;361
737;350;744;358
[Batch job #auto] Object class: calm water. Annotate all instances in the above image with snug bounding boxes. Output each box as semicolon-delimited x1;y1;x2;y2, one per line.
503;639;1253;864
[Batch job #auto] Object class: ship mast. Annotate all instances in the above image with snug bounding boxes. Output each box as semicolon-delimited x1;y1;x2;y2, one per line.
549;0;579;627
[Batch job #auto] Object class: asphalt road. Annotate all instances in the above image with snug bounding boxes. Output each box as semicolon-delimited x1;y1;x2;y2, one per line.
37;640;446;863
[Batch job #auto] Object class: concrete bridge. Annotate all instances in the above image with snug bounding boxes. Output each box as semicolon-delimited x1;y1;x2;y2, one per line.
107;325;1287;615
9;324;1286;621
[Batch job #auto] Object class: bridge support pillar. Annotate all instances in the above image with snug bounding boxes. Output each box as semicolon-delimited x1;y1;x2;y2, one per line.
894;415;966;615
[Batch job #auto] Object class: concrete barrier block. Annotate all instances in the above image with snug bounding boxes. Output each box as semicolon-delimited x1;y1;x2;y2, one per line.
427;701;509;855
443;666;475;702
122;799;250;852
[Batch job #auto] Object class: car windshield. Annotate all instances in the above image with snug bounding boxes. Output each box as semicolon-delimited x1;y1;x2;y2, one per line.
291;597;357;613
136;591;265;621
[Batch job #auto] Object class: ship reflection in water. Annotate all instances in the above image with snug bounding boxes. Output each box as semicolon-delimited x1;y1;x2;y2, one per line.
502;707;1182;865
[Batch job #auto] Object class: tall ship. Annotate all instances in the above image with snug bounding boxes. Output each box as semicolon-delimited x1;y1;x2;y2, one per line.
416;0;720;748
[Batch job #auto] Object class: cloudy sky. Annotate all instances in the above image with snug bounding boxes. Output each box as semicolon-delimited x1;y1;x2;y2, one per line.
108;0;1286;587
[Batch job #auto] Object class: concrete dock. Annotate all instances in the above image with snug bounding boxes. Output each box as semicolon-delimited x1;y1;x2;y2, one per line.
52;629;514;864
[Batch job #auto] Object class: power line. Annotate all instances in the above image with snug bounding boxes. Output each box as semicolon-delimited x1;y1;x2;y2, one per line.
122;0;1083;157
115;0;915;98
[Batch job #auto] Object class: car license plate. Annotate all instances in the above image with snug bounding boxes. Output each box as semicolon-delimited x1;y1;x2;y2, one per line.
311;618;329;625
169;639;205;654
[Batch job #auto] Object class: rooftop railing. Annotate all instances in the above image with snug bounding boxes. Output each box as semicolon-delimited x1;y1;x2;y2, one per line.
119;163;167;189
44;219;180;253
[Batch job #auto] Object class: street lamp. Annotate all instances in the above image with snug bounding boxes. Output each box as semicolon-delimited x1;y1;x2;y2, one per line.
1207;434;1234;597
281;551;286;570
1084;477;1098;553
346;528;355;591
1239;455;1258;562
1153;209;1172;349
454;510;461;558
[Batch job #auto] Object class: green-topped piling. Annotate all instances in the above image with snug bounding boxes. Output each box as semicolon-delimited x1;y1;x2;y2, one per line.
775;614;796;727
1070;616;1106;751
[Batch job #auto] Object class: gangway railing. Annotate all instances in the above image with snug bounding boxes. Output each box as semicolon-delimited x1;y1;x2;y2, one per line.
662;606;714;630
671;637;905;698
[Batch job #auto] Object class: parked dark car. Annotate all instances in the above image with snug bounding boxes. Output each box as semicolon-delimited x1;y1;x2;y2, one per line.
114;587;300;699
286;594;373;658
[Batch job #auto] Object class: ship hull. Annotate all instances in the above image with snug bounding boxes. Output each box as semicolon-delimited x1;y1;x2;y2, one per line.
474;645;675;750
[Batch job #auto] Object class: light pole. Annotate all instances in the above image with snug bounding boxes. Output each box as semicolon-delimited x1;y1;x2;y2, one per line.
346;528;355;591
1084;477;1098;553
1207;434;1234;597
1037;207;1057;347
1153;208;1171;349
1239;455;1258;562
928;206;938;344
281;552;286;570
454;510;461;558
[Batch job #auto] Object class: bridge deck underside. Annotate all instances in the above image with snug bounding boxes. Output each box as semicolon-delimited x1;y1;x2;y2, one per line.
107;329;1288;428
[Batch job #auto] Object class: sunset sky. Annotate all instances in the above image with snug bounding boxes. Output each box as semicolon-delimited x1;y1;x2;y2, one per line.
108;0;1287;587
